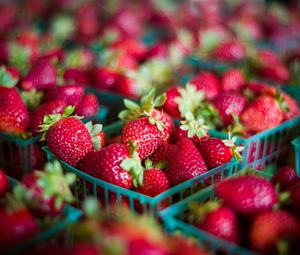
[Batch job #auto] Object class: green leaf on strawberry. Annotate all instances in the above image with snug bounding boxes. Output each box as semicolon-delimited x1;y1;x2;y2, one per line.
180;112;209;138
0;66;19;87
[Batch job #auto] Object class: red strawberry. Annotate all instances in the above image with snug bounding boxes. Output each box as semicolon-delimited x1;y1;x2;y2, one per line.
75;94;99;118
0;87;29;134
20;59;56;91
149;143;173;162
90;67;120;90
170;236;210;255
162;86;182;119
44;84;84;106
250;211;300;254
22;160;75;217
212;93;247;126
257;64;289;83
150;109;174;143
220;69;245;92
40;106;94;166
110;39;146;60
79;143;133;189
64;68;90;86
213;41;246;62
196;134;243;169
0;170;8;197
257;49;281;66
243;81;269;96
29;99;66;135
189;72;220;100
84;121;106;151
241;95;284;133
166;138;208;186
215;175;278;215
190;202;238;243
271;166;299;190
113;75;139;98
0;207;38;250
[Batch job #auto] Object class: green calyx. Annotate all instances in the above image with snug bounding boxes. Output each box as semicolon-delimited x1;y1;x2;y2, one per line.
64;49;85;68
188;201;220;223
180;112;209;138
85;121;104;151
118;88;166;131
4;185;28;213
120;140;144;188
275;87;290;113
38;105;83;141
224;114;248;138
145;158;166;170
194;102;220;129
50;14;75;41
20;89;44;111
196;30;221;57
8;43;30;75
34;160;76;209
83;197;101;221
222;131;244;161
0;66;19;87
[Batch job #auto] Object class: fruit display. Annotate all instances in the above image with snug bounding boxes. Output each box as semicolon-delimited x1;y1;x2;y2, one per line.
0;0;299;254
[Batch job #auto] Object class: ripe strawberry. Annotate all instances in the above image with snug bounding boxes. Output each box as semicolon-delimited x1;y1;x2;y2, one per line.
170;236;210;255
220;69;245;92
75;94;99;118
84;121;106;151
22;160;75;217
213;41;246;62
90;67;120;90
189;72;220;100
44;84;84;106
0;207;38;250
110;39;146;60
39;106;94;166
150;109;174;143
241;95;284;133
20;59;56;91
257;64;289;83
257;49;281;66
162;86;182;119
80;143;132;189
29;99;66;135
212;93;247;126
113;75;139;98
190;202;238;243
196;134;243;169
0;170;9;197
166;138;208;186
149;143;173;162
64;68;90;86
215;175;278;215
250;211;300;254
0;87;30;134
271;166;299;191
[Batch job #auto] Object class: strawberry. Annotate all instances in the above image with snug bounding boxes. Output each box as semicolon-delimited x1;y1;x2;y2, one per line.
170;236;210;255
166;138;208;186
22;160;75;217
189;201;238;243
250;211;300;254
271;166;299;191
215;175;278;215
90;67;120;90
113;75;139;98
213;41;246;62
150;109;174;143
212;93;247;126
220;69;245;92
84;121;106;151
0;170;9;197
39;106;94;167
257;49;281;66
149;143;173;162
196;133;243;169
43;84;84;106
64;68;90;86
189;72;220;100
240;95;284;133
0;86;29;134
257;64;289;83
79;143;133;189
29;99;66;135
20;59;56;91
162;86;181;119
75;94;99;118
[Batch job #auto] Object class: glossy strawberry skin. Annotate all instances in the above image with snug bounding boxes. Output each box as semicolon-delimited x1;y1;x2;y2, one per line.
190;72;220;100
257;65;289;83
162;86;181;119
0;87;30;134
212;93;247;126
150;110;174;143
75;94;99;118
0;170;9;197
47;117;93;167
79;143;133;189
121;117;161;160
0;208;38;249
20;59;56;91
241;95;283;133
113;76;139;98
196;137;233;169
213;41;246;62
29;99;66;135
215;176;278;215
90;67;120;90
220;69;245;92
250;211;300;254
172;125;209;147
195;207;238;244
166;138;208;186
149;143;173;162
64;68;90;86
271;166;299;190
44;84;84;106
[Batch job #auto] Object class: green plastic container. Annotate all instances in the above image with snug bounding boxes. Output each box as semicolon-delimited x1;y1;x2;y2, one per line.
0;107;108;179
42;121;239;218
160;169;273;255
292;137;300;176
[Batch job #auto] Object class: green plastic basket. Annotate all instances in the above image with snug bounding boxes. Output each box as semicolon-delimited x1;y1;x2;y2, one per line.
160;169;273;255
292;137;300;176
0;107;108;179
42;121;239;218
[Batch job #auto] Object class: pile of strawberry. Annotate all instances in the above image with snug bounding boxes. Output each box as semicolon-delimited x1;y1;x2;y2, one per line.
163;68;299;137
0;161;75;251
187;166;300;255
36;199;210;255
